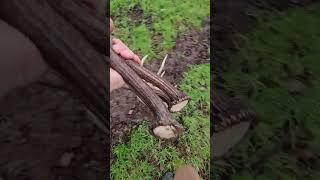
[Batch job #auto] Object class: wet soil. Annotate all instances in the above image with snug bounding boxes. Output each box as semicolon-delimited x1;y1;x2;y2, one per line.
110;18;210;144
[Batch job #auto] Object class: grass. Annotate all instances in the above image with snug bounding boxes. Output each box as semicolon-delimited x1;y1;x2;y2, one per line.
216;4;320;180
111;0;210;60
111;64;210;179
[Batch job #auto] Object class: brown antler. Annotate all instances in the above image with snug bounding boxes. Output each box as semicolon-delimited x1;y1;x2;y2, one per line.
0;0;108;132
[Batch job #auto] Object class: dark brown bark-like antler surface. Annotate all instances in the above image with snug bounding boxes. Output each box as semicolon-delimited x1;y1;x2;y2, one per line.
0;0;108;133
125;61;189;112
47;0;106;53
50;0;187;138
48;0;190;113
0;0;188;139
110;50;184;139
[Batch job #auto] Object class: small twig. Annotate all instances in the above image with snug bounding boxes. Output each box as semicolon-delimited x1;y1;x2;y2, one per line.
160;71;166;77
157;54;168;75
140;55;148;67
137;96;145;105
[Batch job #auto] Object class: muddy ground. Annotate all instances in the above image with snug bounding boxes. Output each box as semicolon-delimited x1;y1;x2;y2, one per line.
110;18;210;144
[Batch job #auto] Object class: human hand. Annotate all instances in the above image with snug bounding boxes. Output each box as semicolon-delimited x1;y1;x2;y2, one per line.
110;19;141;64
110;18;141;92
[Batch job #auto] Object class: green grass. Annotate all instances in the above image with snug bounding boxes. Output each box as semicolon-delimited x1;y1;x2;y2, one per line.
216;5;320;180
111;64;210;179
111;0;210;60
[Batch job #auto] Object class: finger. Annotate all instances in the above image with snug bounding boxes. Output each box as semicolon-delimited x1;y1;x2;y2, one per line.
112;39;135;59
119;49;135;60
113;46;140;64
112;38;140;63
112;38;126;52
112;38;123;45
133;54;141;64
112;43;128;54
